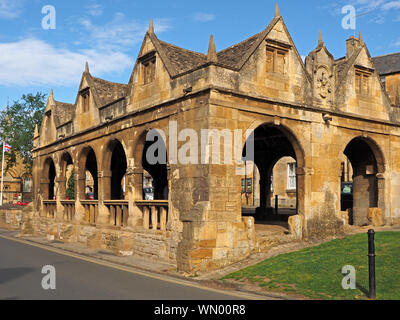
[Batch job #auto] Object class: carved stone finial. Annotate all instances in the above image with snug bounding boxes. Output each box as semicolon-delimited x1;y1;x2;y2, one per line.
207;35;218;63
85;61;89;73
359;31;364;44
319;31;323;45
149;18;154;33
275;3;280;17
50;88;53;98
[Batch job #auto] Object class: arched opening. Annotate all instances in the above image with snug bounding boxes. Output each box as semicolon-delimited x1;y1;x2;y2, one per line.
44;158;56;200
141;131;168;200
79;148;98;200
343;137;384;226
60;152;74;200
242;124;304;229
110;141;127;200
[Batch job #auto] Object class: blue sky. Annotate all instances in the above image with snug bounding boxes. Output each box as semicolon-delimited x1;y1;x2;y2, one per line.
0;0;399;108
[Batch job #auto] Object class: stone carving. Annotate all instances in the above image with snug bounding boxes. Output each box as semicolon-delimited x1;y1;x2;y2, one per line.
316;66;332;99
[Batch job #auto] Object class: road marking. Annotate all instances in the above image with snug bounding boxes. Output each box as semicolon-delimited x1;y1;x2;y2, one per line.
0;233;268;300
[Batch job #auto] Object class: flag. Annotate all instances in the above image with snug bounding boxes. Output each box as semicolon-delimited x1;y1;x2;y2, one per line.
3;143;11;153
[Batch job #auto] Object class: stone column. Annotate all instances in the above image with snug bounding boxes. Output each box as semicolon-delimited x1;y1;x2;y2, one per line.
96;170;112;225
376;173;386;223
127;166;143;227
55;178;64;221
296;166;312;238
74;169;85;222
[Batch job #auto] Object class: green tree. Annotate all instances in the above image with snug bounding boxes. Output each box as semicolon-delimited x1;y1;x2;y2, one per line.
66;169;75;200
0;93;46;174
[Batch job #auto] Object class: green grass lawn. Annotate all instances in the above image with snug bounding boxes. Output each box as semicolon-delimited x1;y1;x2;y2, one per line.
222;232;400;300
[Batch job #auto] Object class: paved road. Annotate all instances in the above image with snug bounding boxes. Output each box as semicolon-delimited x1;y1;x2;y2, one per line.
0;236;248;300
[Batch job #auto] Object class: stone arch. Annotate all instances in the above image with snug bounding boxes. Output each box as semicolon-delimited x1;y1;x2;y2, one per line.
242;122;306;220
342;136;386;226
133;127;168;200
42;157;56;200
77;145;98;200
102;138;128;200
59;151;74;200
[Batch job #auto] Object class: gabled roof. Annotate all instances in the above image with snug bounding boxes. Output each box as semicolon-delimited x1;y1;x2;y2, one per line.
158;40;208;75
53;100;75;128
372;52;400;76
217;32;263;69
133;16;290;79
89;76;129;107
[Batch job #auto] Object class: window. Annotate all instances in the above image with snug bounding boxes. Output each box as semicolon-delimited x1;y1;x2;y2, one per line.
355;69;371;95
81;89;90;112
143;57;156;85
23;179;31;193
287;163;297;190
266;48;274;73
266;44;288;74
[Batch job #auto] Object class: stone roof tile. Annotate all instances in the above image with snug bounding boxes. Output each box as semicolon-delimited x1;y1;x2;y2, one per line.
158;40;208;75
90;77;129;107
372;52;400;76
53;101;75;128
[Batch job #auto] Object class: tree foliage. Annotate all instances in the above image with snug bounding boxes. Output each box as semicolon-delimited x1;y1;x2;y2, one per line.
0;93;46;174
66;169;75;200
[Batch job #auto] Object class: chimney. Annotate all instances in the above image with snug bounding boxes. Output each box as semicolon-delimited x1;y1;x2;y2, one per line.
346;36;361;58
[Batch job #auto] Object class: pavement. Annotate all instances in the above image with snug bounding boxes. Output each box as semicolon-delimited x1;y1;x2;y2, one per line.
1;224;399;300
0;229;275;300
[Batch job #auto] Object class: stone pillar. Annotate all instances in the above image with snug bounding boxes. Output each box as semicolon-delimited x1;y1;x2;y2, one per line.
127;166;143;227
96;170;111;225
75;170;86;222
58;178;67;200
296;166;312;237
376;173;386;224
55;178;64;221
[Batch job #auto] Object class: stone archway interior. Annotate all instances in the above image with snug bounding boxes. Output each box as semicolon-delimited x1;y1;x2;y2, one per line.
244;124;299;221
344;138;379;226
110;142;127;200
142;136;168;200
85;149;98;200
48;160;56;200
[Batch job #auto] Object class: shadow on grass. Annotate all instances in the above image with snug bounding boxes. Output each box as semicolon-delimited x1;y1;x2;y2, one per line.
356;282;369;297
338;269;370;298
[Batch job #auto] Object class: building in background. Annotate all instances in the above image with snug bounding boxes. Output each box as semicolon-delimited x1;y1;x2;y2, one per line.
1;154;32;204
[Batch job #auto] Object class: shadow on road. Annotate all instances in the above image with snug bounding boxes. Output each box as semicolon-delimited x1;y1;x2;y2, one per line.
0;267;36;285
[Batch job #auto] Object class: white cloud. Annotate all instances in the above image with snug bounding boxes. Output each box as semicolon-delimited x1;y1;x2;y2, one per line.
0;38;133;87
193;12;216;22
381;0;400;10
85;1;103;17
0;0;24;19
76;13;172;51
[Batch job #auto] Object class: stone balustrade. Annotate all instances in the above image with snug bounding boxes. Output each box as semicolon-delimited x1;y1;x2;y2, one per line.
104;200;129;227
81;200;99;224
61;200;75;222
43;200;57;219
135;200;168;231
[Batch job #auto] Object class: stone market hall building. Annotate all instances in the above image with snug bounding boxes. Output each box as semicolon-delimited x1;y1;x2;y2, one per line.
27;6;400;273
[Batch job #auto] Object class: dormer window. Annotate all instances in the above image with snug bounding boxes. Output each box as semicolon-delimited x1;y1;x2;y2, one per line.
266;40;290;75
355;66;372;96
81;89;90;112
139;52;156;85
